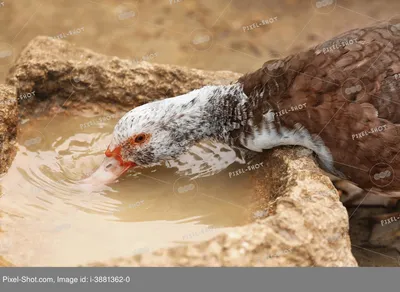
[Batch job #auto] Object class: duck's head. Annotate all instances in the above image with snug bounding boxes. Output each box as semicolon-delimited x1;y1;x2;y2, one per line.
84;88;224;184
87;105;189;184
83;84;247;185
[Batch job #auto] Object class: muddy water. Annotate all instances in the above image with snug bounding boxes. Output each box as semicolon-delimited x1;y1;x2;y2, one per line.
0;114;253;266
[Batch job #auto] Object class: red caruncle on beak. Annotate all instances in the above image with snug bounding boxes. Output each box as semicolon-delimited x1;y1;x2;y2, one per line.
105;146;136;168
80;145;136;185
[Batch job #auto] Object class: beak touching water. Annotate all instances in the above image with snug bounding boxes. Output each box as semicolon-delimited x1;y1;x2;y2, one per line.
81;146;136;185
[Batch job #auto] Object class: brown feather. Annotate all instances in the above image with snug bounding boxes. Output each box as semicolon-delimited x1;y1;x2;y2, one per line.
239;18;400;192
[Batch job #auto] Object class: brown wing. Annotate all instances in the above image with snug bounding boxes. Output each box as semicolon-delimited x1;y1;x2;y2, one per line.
239;18;400;191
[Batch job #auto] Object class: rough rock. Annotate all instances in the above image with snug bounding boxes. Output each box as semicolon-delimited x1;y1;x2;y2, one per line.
7;36;242;117
88;147;357;267
0;85;18;175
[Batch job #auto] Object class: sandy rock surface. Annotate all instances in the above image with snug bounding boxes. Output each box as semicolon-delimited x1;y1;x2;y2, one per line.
0;85;17;175
88;147;357;267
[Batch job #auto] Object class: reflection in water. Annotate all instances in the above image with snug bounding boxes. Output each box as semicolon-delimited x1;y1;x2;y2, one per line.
0;115;252;266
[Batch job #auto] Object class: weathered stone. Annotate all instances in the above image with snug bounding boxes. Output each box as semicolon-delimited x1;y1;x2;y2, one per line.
88;147;357;267
7;36;241;117
0;85;18;175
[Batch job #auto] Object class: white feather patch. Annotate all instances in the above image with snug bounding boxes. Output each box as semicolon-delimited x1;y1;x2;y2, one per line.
165;141;246;179
242;111;337;174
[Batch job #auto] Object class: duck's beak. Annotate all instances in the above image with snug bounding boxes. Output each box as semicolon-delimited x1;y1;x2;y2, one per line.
81;147;136;185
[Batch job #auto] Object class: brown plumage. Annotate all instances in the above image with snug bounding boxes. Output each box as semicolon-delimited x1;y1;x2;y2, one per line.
238;18;400;193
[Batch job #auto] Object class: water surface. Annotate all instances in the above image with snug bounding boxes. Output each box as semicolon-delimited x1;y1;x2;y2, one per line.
0;114;253;266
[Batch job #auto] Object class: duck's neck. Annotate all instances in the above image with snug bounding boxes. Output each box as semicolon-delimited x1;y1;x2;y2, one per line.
168;83;250;145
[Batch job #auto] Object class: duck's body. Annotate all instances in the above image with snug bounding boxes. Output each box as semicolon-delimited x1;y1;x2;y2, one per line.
93;19;400;198
236;19;400;194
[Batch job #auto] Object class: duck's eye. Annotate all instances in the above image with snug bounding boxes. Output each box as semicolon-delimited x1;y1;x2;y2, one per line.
134;134;146;144
129;133;150;146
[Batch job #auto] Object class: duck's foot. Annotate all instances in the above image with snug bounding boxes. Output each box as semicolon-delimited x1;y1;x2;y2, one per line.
330;178;399;207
